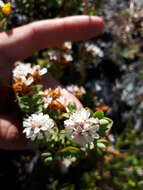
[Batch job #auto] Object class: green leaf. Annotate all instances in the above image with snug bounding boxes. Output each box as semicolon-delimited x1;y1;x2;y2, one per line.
122;47;138;59
32;85;43;93
93;111;104;119
44;156;53;162
99;119;109;125
139;181;143;186
98;126;108;137
104;117;113;124
59;146;80;155
97;139;108;144
104;117;113;132
66;102;77;112
128;180;136;187
17;94;44;114
61;113;70;119
41;152;52;157
97;142;106;149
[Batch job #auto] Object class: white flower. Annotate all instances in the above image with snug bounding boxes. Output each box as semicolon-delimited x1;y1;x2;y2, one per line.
66;85;78;93
0;1;4;8
13;62;47;86
48;50;73;63
66;85;86;97
13;63;33;84
85;43;104;57
61;156;76;173
48;50;59;61
62;53;73;62
56;96;66;105
33;65;47;76
42;96;53;108
64;109;100;146
23;113;55;141
63;42;72;50
66;85;85;94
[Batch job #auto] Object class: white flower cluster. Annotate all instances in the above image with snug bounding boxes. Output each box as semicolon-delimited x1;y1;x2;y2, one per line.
48;50;73;62
23;113;55;141
64;109;100;146
23;108;111;145
13;62;47;86
47;41;73;63
85;43;104;58
38;87;66;109
66;84;86;97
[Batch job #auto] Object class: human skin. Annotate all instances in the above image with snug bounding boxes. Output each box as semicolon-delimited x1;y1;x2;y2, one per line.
0;15;104;150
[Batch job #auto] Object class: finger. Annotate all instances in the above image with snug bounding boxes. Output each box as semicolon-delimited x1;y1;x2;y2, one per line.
0;15;104;62
61;89;83;109
0;115;36;150
42;73;83;108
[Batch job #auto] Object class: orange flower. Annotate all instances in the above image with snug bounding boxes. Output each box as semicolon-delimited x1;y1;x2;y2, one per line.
58;42;72;51
96;106;110;112
51;88;61;98
12;81;34;96
50;100;65;111
2;2;11;15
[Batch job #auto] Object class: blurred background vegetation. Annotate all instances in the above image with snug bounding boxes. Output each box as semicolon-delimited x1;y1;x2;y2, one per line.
0;0;143;189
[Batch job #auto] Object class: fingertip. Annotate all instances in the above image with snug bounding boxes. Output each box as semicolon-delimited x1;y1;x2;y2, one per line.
88;15;105;36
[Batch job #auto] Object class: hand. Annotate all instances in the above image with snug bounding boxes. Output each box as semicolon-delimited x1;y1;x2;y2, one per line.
0;15;104;150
